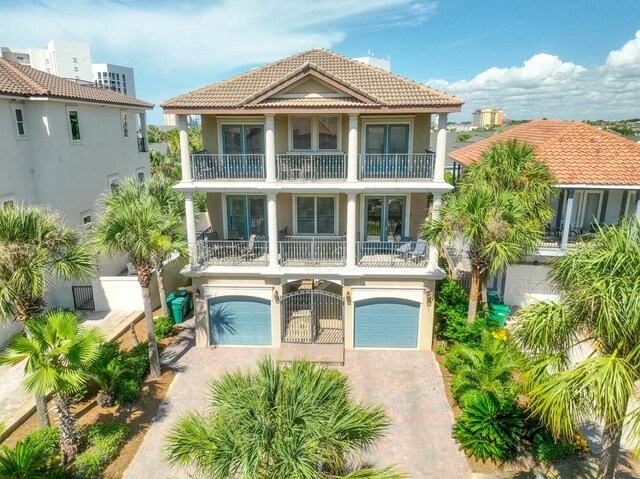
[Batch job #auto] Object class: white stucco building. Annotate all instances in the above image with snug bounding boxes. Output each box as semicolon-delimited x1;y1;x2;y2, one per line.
0;58;154;315
93;63;135;97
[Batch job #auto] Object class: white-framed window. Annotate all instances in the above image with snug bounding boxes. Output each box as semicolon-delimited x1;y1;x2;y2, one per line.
624;191;638;218
81;212;92;231
1;197;15;210
74;66;78;72
67;108;82;142
10;104;27;138
136;168;145;184
293;195;338;235
289;115;340;151
121;111;129;138
108;175;120;192
569;190;603;229
73;57;78;63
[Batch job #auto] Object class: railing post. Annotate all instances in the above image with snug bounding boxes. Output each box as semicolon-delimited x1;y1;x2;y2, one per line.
347;114;358;182
265;114;276;182
434;113;447;182
428;193;442;270
347;193;357;268
185;192;197;266
267;193;278;267
561;190;574;250
178;115;192;182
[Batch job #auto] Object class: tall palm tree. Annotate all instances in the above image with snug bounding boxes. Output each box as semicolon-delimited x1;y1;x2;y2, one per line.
423;140;556;322
0;310;104;465
93;178;186;378
0;205;96;427
164;357;405;479
145;176;187;317
512;220;640;479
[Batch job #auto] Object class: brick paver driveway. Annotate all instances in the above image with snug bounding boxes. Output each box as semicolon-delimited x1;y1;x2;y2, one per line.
124;323;470;478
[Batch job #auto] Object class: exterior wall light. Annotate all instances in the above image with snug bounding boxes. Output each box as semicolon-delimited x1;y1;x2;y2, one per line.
273;289;280;304
346;291;351;305
195;288;201;299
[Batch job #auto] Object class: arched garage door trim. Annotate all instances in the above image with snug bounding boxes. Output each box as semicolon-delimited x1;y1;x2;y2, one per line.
209;295;272;345
354;297;420;348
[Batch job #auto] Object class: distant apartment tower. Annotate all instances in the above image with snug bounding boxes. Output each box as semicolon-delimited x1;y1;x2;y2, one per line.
0;40;137;96
93;64;135;97
353;52;391;72
163;113;200;128
472;108;503;127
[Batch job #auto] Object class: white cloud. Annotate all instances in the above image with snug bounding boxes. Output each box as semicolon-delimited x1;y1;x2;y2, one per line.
429;31;640;121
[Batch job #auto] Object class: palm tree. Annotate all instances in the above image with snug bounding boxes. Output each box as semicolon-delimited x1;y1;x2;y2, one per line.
145;176;187;317
0;439;65;479
423;140;556;322
164;357;405;479
88;342;128;408
0;310;104;465
511;220;640;479
0;205;96;427
93;178;186;378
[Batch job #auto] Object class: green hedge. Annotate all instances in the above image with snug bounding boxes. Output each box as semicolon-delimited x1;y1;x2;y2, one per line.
532;431;576;462
154;316;175;340
70;423;129;479
25;427;60;459
114;341;150;405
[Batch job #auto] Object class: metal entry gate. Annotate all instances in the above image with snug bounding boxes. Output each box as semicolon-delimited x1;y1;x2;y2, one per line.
72;285;95;311
281;290;344;344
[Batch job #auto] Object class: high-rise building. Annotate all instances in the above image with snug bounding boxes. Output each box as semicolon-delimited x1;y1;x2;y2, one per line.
1;40;137;96
472;108;503;127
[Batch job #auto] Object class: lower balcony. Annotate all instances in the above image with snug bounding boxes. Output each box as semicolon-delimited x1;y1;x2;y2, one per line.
356;240;428;267
197;238;269;266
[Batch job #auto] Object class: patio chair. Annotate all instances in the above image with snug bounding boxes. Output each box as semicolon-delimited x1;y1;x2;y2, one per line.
241;234;257;260
395;241;412;260
408;239;427;262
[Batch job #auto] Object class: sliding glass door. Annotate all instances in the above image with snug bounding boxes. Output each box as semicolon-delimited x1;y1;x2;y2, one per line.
364;125;409;177
221;125;265;177
226;195;266;239
364;196;406;241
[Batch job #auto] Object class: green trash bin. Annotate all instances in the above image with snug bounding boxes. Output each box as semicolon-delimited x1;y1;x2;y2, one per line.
185;292;193;313
172;296;187;324
489;304;511;327
487;291;501;305
166;290;188;320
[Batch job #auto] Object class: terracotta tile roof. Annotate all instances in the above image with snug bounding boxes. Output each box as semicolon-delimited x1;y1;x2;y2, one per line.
449;120;640;186
0;58;153;108
161;48;464;111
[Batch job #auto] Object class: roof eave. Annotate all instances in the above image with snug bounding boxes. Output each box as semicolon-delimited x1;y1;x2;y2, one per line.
161;105;463;115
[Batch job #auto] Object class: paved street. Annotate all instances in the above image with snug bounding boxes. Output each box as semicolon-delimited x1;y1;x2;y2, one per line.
124;323;470;479
0;310;142;434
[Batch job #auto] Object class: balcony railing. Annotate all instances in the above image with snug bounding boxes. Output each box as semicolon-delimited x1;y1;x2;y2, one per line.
279;236;346;267
356;240;428;267
197;239;269;266
359;153;434;180
191;154;266;181
277;153;347;181
537;225;592;250
137;137;148;153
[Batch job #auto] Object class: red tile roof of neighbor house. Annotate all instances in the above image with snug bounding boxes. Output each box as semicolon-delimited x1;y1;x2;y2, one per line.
449;120;640;186
161;48;464;112
0;58;154;109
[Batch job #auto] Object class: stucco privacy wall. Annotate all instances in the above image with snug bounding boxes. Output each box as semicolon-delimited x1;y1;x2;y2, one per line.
503;263;557;306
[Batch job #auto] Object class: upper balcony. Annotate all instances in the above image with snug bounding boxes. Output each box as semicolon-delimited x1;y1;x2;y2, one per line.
190;152;435;182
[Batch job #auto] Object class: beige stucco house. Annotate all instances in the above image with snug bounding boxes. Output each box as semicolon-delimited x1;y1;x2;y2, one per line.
162;49;464;351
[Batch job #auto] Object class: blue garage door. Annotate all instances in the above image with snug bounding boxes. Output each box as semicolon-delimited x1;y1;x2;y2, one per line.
354;298;419;348
209;296;271;345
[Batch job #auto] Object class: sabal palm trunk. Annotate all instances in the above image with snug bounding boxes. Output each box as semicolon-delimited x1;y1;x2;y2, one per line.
597;418;624;479
35;394;51;428
137;264;161;378
157;268;169;317
52;393;80;465
129;322;139;346
468;266;482;323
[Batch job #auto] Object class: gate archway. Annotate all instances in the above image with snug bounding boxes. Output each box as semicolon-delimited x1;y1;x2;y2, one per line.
281;289;344;344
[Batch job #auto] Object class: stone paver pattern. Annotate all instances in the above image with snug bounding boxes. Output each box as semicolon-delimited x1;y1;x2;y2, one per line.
124;324;470;479
0;310;141;432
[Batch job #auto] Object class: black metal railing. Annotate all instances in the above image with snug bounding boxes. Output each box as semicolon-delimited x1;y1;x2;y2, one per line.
359;153;434;180
277;153;346;181
137;137;148;152
72;286;95;311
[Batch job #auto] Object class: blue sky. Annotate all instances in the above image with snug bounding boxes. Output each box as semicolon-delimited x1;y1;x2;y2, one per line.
1;0;639;123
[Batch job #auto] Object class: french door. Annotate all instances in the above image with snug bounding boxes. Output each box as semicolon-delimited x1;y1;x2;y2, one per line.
226;195;266;239
364;196;406;241
221;125;265;178
569;191;603;230
365;125;409;154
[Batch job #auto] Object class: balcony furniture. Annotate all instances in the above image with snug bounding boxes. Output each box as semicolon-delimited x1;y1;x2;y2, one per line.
408;239;427;262
278;226;288;241
241;235;258;260
395;241;412;260
228;229;241;240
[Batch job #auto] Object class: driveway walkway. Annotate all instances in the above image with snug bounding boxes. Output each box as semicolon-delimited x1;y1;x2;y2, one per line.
0;310;141;436
124;324;470;479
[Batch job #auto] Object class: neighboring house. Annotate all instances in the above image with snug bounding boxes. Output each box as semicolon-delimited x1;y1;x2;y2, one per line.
162;48;463;351
450;120;640;306
0;58;154;313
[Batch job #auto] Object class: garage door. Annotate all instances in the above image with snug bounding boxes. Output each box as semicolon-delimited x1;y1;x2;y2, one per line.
354;298;419;348
209;296;271;345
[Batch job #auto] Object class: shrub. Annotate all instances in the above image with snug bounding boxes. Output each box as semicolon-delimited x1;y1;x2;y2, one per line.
113;341;150;405
90;342;129;408
532;431;576;462
114;377;142;404
70;423;129;479
453;393;524;463
24;427;59;459
125;342;151;379
0;439;65;479
154;316;175;340
445;347;473;373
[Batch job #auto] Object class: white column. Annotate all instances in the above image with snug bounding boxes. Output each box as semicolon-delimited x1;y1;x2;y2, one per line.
561;190;574;250
185;192;197;266
267;193;278;268
139;112;148;151
265;114;276;182
347;114;359;182
346;193;357;267
434;113;448;182
428;193;442;269
178;114;192;182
